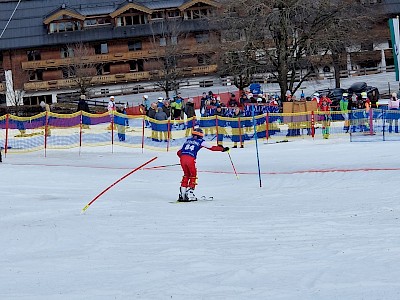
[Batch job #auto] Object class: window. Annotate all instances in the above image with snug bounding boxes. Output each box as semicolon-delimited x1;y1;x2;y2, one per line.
129;60;144;72
97;63;110;75
48;21;80;33
151;11;164;20
61;67;75;78
197;54;211;65
100;88;109;95
84;19;97;26
167;10;180;18
128;40;142;51
388;39;393;49
160;37;166;47
94;43;108;54
27;50;41;61
195;33;209;43
171;36;178;45
61;47;74;58
185;8;212;20
83;18;111;27
28;70;43;81
361;42;373;51
116;13;147;26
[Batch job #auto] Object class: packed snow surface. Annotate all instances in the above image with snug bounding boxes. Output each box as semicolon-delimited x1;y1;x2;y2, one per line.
1;138;400;299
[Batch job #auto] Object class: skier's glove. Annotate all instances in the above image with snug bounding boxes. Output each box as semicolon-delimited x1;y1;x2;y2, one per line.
222;147;230;152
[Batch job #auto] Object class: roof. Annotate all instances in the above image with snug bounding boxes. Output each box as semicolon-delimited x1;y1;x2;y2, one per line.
0;0;218;50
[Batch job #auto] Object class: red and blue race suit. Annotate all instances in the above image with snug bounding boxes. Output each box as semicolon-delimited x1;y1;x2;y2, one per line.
177;137;223;189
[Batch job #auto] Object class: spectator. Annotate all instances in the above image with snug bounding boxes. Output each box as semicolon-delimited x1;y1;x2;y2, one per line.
340;93;350;133
231;107;244;148
77;95;91;128
388;92;399;133
351;92;358;108
239;92;249;107
107;96;116;130
107;96;116;113
162;99;172;119
115;106;127;141
228;93;238;107
154;107;168;141
200;92;209;115
143;95;150;112
300;90;305;100
157;97;164;108
185;98;196;136
147;102;158;140
40;101;51;136
171;94;184;128
147;102;157;120
212;105;227;146
318;95;332;139
77;95;90;113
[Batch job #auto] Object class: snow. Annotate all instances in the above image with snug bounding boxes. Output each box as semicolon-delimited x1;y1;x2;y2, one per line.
1;138;400;299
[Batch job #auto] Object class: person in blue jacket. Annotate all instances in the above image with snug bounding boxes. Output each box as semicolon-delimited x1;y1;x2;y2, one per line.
177;128;229;201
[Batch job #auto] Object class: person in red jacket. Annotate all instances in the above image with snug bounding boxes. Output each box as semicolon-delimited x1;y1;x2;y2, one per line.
318;95;332;139
177;127;229;202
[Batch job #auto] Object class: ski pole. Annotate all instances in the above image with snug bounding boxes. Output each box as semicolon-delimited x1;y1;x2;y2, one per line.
227;151;239;179
144;163;180;170
81;156;157;213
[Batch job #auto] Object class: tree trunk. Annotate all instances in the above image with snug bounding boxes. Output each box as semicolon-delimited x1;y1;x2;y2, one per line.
332;52;341;88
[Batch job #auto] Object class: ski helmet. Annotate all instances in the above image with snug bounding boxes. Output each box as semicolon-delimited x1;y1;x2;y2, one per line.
192;127;204;138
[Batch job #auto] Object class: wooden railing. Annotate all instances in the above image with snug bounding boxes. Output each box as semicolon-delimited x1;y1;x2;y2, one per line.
0;82;5;93
21;45;213;70
23;65;218;91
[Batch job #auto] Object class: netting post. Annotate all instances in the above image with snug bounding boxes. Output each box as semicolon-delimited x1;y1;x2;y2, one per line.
238;116;242;145
383;109;386;141
111;111;114;153
311;111;315;138
215;115;219;145
141;115;145;153
44;111;48;158
265;112;269;141
4;113;9;157
369;108;373;135
167;119;171;152
79;111;83;155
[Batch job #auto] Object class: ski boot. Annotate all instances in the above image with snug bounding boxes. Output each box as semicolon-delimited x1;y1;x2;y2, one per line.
178;187;189;202
185;188;197;201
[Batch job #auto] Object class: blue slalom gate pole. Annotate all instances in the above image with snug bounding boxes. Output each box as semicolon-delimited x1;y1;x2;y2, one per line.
252;105;262;188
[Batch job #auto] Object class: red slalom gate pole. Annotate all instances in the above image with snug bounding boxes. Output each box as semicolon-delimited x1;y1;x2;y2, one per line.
81;156;157;213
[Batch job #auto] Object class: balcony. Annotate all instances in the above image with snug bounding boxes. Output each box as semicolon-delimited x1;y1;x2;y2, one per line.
24;71;152;91
0;82;6;93
23;65;218;91
21;45;213;70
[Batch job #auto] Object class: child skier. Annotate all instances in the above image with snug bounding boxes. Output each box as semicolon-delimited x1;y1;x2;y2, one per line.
177;127;229;202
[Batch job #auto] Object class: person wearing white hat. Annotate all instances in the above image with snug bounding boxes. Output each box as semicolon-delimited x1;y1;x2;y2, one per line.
157;97;164;109
107;96;116;130
388;92;400;133
108;96;116;112
340;93;350;133
142;95;150;111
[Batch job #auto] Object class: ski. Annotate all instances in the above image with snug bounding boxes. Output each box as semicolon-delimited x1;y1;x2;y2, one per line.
169;196;214;204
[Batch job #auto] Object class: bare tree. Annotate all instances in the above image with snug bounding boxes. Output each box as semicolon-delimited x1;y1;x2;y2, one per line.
216;0;375;99
149;19;187;98
5;68;29;115
63;42;99;97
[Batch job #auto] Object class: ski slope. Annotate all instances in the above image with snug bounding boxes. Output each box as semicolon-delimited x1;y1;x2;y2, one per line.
1;138;400;299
